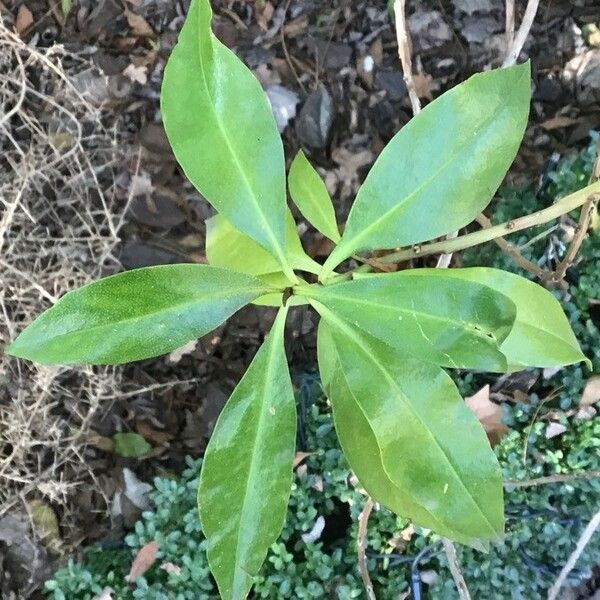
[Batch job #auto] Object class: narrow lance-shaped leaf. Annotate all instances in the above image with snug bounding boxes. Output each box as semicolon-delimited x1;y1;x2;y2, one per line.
288;150;341;243
161;0;294;278
321;62;531;277
313;302;504;545
198;306;296;600
301;270;516;371
6;265;268;365
408;267;589;370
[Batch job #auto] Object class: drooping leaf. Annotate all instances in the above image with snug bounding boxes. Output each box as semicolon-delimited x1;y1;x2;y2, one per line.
315;304;504;545
301;270;516;371
161;0;294;278
288;150;340;242
321;62;531;277
198;307;296;600
113;433;153;458
7;265;268;365
413;267;588;370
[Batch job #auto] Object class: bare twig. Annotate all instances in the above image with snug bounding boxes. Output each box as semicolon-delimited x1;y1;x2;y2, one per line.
393;0;421;115
442;539;472;600
547;507;600;600
504;470;600;489
475;214;546;278
505;0;515;50
503;0;540;67
357;498;376;600
552;141;600;282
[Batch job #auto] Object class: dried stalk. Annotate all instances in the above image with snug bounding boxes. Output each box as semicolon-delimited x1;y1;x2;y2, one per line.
442;539;472;600
357;498;376;600
504;469;600;489
393;0;421;115
547;508;600;600
503;0;540;67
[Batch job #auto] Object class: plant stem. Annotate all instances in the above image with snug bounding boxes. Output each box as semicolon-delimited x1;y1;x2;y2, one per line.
357;498;376;600
351;181;600;271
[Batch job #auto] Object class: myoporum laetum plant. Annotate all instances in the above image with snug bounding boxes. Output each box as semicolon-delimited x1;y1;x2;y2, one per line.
7;0;600;598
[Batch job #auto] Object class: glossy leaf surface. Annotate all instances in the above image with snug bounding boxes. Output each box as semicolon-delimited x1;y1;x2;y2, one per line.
288;150;340;242
7;265;266;365
315;305;503;545
161;0;292;276
198;308;296;600
322;63;531;276
317;322;478;545
418;267;588;370
302;271;516;371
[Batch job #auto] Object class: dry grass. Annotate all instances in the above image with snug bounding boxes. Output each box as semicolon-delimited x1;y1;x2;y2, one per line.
0;18;130;544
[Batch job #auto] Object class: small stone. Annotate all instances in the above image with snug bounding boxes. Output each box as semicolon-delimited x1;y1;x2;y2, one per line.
296;86;334;149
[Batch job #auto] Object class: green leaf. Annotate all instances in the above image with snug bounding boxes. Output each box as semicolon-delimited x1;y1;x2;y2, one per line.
161;0;294;279
301;270;516;371
416;267;589;370
288;150;340;243
198;307;296;600
206;212;320;277
321;63;531;277
7;265;267;365
113;433;152;458
315;306;503;545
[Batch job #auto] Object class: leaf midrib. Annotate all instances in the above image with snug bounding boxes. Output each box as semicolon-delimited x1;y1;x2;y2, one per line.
32;286;264;343
320;304;498;537
231;311;284;593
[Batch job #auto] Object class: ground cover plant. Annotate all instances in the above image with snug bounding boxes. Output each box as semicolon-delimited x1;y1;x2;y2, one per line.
6;0;600;598
44;383;600;599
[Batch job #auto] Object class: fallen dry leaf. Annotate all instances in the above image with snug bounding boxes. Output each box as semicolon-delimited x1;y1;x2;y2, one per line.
545;422;567;439
92;588;114;600
412;72;434;100
125;10;154;37
126;540;158;582
581;376;600;406
123;64;148;85
540;115;585;131
465;385;508;446
16;5;34;34
136;421;173;446
160;562;182;576
293;451;313;468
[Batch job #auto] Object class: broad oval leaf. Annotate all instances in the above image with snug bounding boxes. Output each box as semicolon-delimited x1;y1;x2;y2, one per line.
302;270;516;371
415;267;588;370
161;0;293;277
315;305;503;545
6;265;267;365
198;307;296;600
288;150;340;243
317;322;480;546
321;62;531;277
